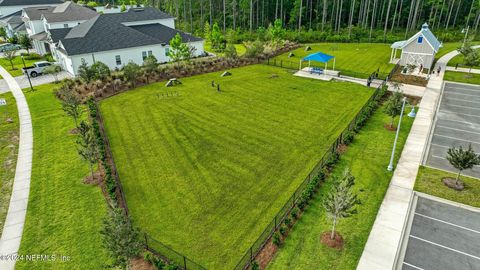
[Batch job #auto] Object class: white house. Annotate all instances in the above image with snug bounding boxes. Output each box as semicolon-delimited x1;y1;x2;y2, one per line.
49;7;204;76
0;0;63;37
390;23;442;71
23;1;97;54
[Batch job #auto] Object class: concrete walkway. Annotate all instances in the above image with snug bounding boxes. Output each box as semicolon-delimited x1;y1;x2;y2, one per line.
445;66;480;74
356;49;465;270
0;66;33;270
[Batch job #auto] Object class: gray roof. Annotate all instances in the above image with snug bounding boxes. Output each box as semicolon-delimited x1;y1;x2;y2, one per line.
0;0;63;6
419;23;442;52
42;1;97;22
56;7;200;56
49;27;70;42
0;10;22;23
23;6;55;20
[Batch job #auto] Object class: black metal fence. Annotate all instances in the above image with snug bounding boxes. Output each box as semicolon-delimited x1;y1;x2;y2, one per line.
144;233;207;270
232;64;398;270
264;58;392;80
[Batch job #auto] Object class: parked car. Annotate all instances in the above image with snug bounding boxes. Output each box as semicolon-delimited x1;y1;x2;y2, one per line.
0;43;22;52
22;61;54;77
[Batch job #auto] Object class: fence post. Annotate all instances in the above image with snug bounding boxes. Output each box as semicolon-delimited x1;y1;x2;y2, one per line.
183;256;187;270
144;233;148;249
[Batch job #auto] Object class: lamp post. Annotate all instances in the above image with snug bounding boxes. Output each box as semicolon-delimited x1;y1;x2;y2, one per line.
462;26;470;48
387;97;416;171
21;55;34;92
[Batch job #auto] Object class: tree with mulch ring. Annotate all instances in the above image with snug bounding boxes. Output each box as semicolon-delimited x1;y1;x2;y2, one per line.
383;89;403;131
444;144;480;191
322;168;360;249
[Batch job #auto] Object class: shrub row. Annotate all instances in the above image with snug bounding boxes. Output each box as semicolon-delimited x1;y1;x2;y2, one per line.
87;98;118;204
143;251;181;270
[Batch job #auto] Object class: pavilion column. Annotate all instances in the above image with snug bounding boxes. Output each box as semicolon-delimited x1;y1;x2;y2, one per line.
333;58;336;71
390;48;394;62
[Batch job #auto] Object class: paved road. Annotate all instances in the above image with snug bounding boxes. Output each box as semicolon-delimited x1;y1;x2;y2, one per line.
401;196;480;270
426;82;480;178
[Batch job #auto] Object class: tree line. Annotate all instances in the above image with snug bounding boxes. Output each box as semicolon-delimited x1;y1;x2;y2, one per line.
102;0;480;40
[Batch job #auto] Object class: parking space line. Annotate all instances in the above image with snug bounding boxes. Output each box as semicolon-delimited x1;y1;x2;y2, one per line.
409;235;480;260
432;155;446;160
443;97;480;105
437;125;480;135
403;262;424;270
434;134;480;145
431;143;449;149
447;87;480;92
439;110;480;118
444;103;480;111
444;92;480;98
415;213;480;234
437;118;477;126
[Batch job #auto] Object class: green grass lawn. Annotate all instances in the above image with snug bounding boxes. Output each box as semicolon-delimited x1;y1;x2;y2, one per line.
415;166;480;207
446;48;480;69
0;56;46;77
99;64;375;269
204;42;246;57
16;84;110;269
444;71;480;85
267;103;415;270
273;43;395;79
0;92;18;234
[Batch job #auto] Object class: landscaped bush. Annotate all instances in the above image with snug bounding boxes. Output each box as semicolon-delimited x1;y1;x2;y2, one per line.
273;232;281;247
22;53;42;60
284;217;292;227
279;225;287;236
342;130;355;145
290;207;298;220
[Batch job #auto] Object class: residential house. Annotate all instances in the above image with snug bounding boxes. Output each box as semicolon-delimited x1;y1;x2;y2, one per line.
23;1;97;54
390;23;442;71
49;7;204;76
0;0;63;38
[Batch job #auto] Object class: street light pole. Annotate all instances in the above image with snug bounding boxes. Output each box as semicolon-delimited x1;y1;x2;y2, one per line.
462;25;470;47
387;97;407;171
21;55;34;92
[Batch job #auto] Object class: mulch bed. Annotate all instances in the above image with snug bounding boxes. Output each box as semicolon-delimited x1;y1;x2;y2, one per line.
131;257;155;270
390;68;428;87
442;177;465;191
320;231;344;249
384;123;397;131
255;240;278;269
336;144;348;154
83;171;103;186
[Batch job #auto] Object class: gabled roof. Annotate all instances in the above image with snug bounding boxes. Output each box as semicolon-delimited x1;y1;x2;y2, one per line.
0;0;63;6
55;7;197;56
392;23;442;53
0;10;22;24
23;6;56;20
42;1;98;23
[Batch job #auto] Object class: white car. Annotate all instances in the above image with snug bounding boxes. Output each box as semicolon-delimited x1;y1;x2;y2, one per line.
22;61;53;77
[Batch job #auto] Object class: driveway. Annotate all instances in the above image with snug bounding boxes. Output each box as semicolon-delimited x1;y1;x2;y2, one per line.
425;82;480;178
0;71;72;94
398;195;480;270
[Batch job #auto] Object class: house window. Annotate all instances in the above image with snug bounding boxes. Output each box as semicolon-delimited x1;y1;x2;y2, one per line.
63;23;68;28
165;48;170;56
148;50;153;56
142;51;147;60
115;55;121;65
417;36;423;43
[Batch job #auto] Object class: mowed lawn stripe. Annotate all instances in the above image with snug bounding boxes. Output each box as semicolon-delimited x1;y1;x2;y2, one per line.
99;64;374;269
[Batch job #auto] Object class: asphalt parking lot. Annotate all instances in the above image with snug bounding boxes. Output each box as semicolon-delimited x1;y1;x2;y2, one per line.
425;82;480;178
400;196;480;270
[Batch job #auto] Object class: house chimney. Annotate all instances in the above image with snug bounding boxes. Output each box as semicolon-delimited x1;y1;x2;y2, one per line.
422;23;429;30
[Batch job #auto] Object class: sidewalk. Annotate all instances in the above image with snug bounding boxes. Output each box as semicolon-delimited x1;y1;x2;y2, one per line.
445;66;480;74
0;66;33;270
356;49;464;270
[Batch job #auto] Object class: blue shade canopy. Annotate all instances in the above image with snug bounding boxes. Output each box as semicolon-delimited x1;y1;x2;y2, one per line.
303;52;334;63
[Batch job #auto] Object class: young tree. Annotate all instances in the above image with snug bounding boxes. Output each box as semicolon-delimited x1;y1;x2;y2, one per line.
142;55;158;82
18;34;32;54
446;144;480;186
0;27;7;40
58;85;83;128
3;49;17;70
463;50;480;73
167;33;192;63
76;121;98;180
90;61;111;81
224;43;238;59
323;169;360;240
203;21;211;42
269;19;285;44
244;40;264;58
43;64;62;83
122;61;140;88
78;59;95;83
383;90;403;128
211;22;225;51
101;207;142;270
